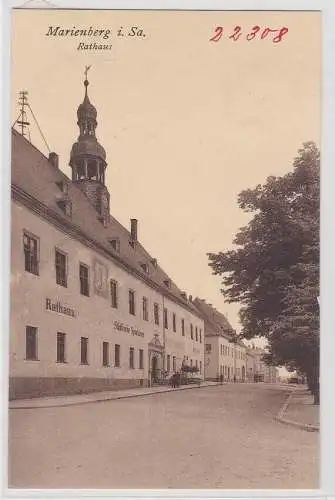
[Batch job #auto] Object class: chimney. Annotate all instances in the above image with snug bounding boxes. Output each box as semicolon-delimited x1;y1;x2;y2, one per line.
49;152;59;169
130;218;138;242
189;295;193;302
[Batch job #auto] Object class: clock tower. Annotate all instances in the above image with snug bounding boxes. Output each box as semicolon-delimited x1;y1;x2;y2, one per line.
69;68;110;224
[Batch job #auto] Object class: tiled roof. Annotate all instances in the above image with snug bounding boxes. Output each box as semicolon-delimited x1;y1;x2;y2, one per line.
192;298;233;338
193;298;247;348
11;128;202;319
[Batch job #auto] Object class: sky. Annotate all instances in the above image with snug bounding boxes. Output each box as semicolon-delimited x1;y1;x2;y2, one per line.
11;9;321;341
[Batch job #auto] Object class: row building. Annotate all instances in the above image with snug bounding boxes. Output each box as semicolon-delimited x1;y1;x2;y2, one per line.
193;298;247;382
10;75;205;399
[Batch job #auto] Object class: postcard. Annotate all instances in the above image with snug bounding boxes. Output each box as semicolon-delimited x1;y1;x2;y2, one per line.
8;7;320;491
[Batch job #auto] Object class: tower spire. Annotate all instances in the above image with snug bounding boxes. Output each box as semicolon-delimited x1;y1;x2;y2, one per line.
69;68;110;224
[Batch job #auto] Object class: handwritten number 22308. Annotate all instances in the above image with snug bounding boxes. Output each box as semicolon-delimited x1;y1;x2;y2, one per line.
209;25;288;43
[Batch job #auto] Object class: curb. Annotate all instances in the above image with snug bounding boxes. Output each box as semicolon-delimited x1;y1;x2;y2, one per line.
9;382;220;410
275;391;319;433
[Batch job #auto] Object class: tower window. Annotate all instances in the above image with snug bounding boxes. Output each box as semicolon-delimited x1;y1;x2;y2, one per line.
88;160;97;180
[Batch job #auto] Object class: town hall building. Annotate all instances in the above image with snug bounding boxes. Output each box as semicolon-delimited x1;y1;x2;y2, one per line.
10;73;204;399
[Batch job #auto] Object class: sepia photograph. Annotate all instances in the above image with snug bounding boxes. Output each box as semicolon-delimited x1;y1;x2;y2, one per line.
8;7;320;490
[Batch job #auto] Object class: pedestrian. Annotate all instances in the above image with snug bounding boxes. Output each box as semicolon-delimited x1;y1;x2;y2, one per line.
220;373;223;385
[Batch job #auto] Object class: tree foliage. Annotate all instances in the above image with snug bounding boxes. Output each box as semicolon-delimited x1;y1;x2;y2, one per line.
208;142;320;402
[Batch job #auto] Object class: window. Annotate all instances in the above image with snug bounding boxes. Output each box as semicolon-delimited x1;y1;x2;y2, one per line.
164;308;168;329
56;332;66;363
200;361;202;374
190;359;193;367
154;303;159;325
115;344;120;367
142;297;149;321
129;347;134;369
196;360;198;370
199;329;202;343
55;249;67;287
79;263;89;296
190;324;194;340
205;344;211;353
26;326;38;360
129;290;135;315
110;280;118;308
181;319;185;336
167;354;171;372
102;341;109;366
172;313;176;332
109;238;120;252
195;327;198;342
23;232;39;275
173;356;176;372
140;263;149;274
80;337;88;364
139;349;144;369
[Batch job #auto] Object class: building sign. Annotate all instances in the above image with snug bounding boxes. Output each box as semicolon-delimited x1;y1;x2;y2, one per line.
45;298;76;318
114;321;144;338
93;258;108;298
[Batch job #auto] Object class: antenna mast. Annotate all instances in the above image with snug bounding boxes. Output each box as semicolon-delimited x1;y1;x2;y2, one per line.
16;91;30;137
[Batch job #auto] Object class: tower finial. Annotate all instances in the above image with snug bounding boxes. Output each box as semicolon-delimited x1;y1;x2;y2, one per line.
84;65;91;94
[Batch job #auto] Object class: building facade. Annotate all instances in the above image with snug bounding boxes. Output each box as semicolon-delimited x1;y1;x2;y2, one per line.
193;299;247;382
10;76;204;399
246;346;280;383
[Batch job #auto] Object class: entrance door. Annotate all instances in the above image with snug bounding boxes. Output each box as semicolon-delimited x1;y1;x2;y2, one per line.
151;355;158;383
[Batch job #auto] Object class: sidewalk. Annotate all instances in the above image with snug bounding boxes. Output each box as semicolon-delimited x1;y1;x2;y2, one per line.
9;381;219;410
276;388;319;432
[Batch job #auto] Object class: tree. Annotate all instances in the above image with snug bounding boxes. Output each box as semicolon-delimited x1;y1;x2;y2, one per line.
208;142;320;403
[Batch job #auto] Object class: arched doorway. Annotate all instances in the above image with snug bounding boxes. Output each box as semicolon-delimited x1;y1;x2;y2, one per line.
148;334;164;386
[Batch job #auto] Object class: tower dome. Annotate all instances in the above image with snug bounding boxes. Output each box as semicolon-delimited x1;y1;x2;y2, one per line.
77;79;97;122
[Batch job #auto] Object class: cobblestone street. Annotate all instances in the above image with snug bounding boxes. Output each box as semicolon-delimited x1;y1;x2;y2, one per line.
8;384;319;489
